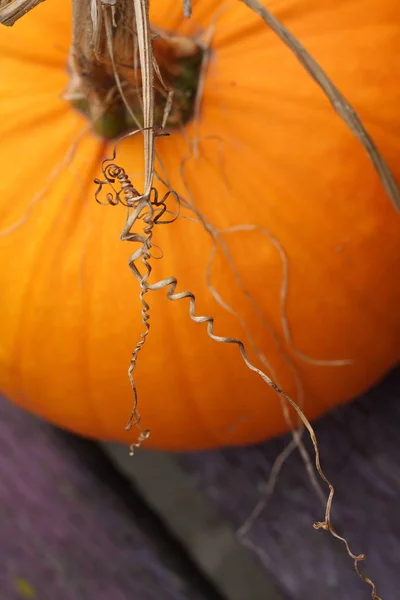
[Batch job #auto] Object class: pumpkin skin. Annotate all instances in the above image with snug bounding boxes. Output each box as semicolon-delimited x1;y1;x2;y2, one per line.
0;0;399;451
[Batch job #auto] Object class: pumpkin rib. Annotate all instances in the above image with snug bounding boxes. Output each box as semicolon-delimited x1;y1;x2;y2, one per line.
204;229;309;424
205;223;354;377
156;110;396;364
0;116;102;411
0;1;71;67
0;114;87;237
0;76;66;101
157;143;303;380
151;149;400;428
0;48;65;70
8;134;96;349
10;155;107;435
170;124;400;342
77;140;113;441
144;188;305;445
0;100;69;151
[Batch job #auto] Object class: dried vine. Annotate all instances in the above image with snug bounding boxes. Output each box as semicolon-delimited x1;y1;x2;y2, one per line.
95;132;381;596
94;126;177;453
0;0;43;26
91;3;387;597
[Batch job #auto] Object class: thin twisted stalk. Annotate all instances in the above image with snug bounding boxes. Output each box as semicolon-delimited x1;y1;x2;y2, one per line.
120;197;155;438
0;0;43;26
89;2;385;596
148;271;380;599
111;178;381;597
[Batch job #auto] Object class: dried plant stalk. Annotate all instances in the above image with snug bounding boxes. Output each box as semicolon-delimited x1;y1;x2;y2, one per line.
182;0;191;18
69;0;142;131
96;141;382;597
0;0;44;25
133;0;155;196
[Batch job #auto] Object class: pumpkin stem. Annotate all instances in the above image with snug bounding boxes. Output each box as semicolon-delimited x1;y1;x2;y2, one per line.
67;0;203;139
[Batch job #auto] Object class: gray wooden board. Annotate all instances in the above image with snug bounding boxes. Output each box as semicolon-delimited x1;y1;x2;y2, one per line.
104;367;400;600
175;367;400;600
0;396;215;600
2;366;399;600
105;442;285;600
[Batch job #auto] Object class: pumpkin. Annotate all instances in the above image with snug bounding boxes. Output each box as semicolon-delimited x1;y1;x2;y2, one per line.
0;0;399;451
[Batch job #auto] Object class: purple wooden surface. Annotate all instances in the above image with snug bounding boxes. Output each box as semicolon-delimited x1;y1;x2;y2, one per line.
1;369;399;600
177;367;400;600
0;397;210;600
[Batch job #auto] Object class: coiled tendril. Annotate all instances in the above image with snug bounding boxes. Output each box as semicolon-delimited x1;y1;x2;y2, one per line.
94;130;179;454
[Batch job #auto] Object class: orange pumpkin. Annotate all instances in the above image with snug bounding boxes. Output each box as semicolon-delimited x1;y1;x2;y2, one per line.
0;0;399;450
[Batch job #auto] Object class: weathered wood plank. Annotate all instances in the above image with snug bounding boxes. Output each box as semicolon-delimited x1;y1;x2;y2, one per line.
176;367;400;600
2;367;399;600
0;397;214;600
103;370;400;600
105;442;285;600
